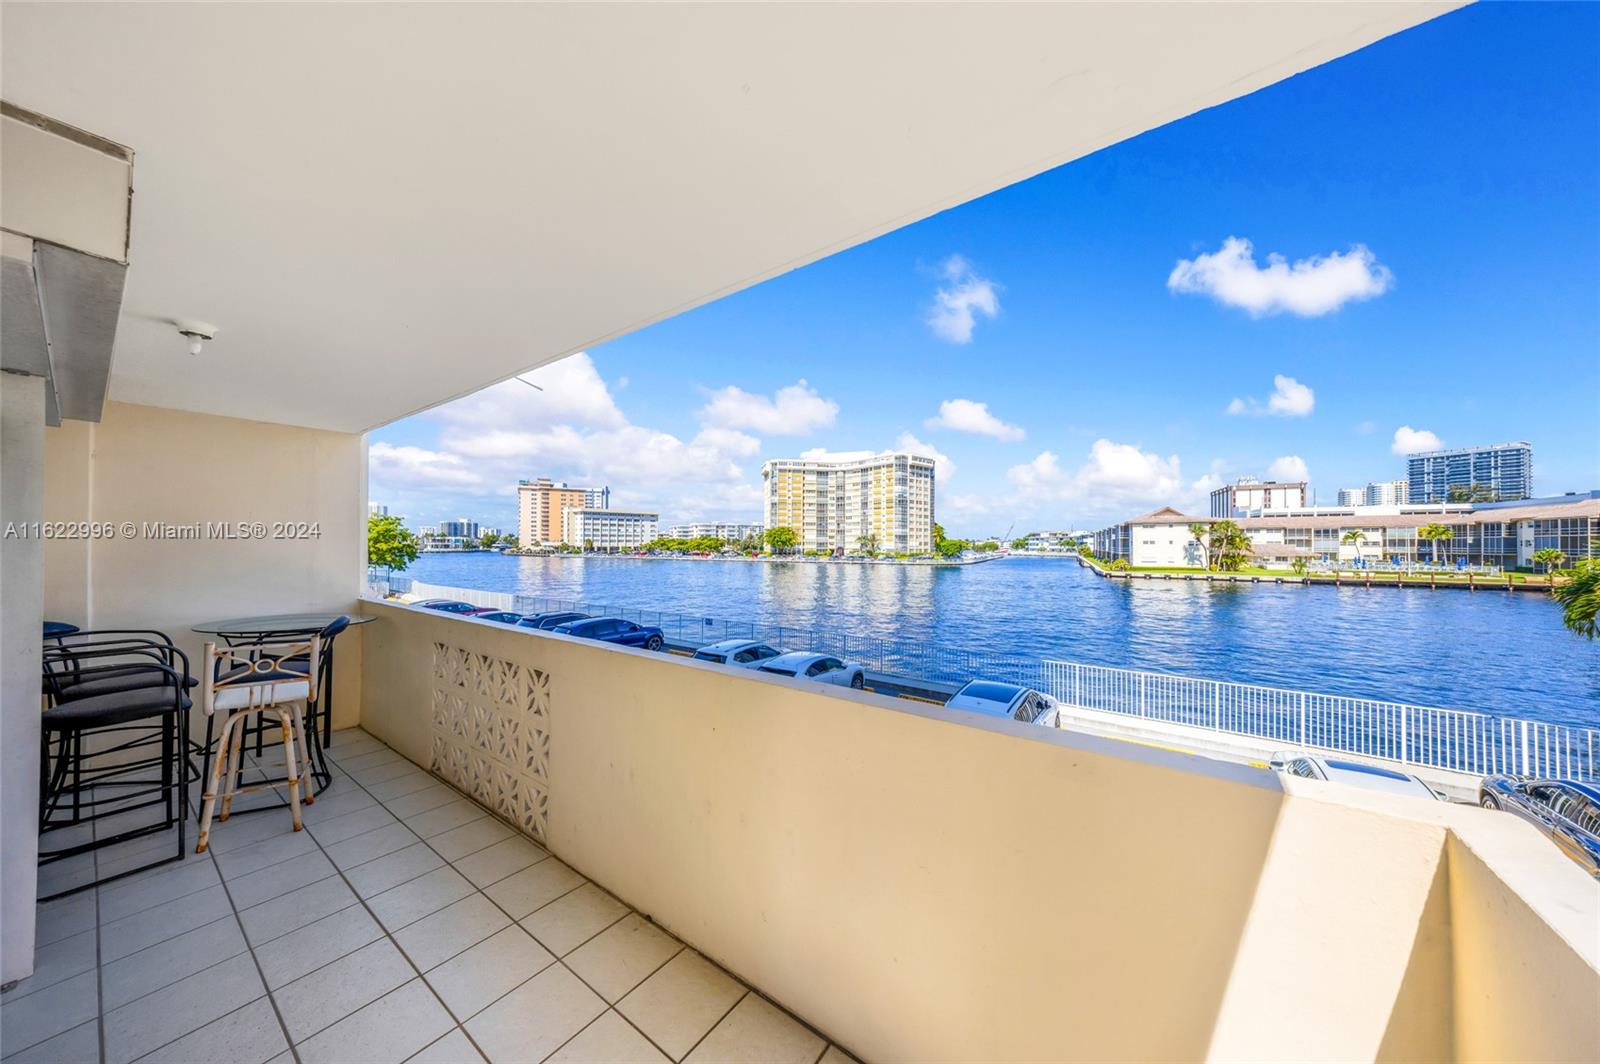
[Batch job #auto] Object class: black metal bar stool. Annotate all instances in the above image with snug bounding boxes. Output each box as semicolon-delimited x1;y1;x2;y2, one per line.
39;631;197;899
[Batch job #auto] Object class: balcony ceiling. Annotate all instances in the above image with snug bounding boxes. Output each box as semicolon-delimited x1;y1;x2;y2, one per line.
1;2;1459;433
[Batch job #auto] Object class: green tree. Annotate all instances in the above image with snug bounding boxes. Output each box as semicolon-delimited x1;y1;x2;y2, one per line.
1010;536;1028;550
1532;547;1566;588
975;540;999;553
477;530;501;550
1290;557;1309;576
1208;520;1252;572
1418;523;1454;566
582;537;594;552
764;526;799;554
856;533;879;556
1188;522;1211;570
499;533;519;549
367;514;420;572
1341;529;1368;566
1554;560;1599;638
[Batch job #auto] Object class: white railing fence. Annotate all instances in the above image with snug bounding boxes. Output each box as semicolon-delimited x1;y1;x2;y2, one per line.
1041;660;1598;781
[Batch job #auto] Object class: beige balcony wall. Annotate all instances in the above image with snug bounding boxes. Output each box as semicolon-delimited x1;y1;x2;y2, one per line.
42;400;367;722
359;602;1593;1061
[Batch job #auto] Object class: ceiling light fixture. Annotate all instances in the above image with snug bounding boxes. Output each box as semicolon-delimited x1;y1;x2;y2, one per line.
175;319;217;356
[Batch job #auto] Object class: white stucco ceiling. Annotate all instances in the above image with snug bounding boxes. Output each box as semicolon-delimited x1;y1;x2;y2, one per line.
1;2;1460;433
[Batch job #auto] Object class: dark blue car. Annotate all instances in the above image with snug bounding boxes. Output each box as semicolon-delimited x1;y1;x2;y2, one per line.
475;611;523;625
550;617;665;651
517;611;588;631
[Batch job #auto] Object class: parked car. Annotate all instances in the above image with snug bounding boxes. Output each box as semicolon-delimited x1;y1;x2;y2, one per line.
756;652;865;689
691;639;782;668
1478;777;1600;878
413;598;497;616
1270;752;1446;801
550;617;665;651
516;611;589;631
474;611;523;625
945;680;1058;725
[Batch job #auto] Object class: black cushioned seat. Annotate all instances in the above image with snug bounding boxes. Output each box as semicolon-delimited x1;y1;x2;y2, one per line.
43;687;192;731
56;668;199;701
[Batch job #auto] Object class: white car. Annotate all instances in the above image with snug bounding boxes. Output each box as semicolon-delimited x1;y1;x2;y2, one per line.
1270;752;1446;800
946;680;1058;725
690;639;782;668
756;652;866;690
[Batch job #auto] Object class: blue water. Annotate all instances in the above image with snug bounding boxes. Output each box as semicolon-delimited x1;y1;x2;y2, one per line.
404;553;1600;728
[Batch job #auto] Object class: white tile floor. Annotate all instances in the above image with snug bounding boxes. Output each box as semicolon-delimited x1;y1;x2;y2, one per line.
2;729;858;1064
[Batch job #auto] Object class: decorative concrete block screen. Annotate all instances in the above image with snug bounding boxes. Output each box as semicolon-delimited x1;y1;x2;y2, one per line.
429;642;550;841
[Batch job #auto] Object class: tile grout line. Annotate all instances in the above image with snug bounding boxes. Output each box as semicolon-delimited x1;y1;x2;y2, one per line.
268;743;494;1061
321;734;800;1064
204;838;300;1062
341;734;725;1064
674;988;753;1064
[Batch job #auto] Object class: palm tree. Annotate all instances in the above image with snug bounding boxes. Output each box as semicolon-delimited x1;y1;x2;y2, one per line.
1418;523;1454;566
1554;560;1599;638
1532;547;1566;589
1341;529;1368;568
1208;520;1252;572
1188;522;1210;570
856;533;879;557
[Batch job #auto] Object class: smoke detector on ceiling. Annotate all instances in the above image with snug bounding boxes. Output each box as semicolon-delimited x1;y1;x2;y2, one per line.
175;319;217;356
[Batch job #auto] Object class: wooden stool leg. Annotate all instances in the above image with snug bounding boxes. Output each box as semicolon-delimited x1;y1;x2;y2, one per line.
196;714;237;854
219;713;246;821
278;709;304;832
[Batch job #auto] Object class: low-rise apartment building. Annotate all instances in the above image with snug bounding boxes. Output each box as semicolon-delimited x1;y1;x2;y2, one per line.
1095;493;1599;569
762;452;936;554
664;521;765;542
563;507;659;551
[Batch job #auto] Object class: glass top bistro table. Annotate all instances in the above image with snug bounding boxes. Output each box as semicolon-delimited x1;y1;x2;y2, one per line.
191;612;373;805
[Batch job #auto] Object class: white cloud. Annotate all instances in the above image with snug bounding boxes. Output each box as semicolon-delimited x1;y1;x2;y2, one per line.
926;255;1000;343
373;352;773;527
893;432;956;483
1168;237;1393;317
1006;439;1183;510
1392;425;1443;455
925;398;1024;441
699;379;838;435
692;426;762;459
1226;374;1315;418
368;442;483;490
1267;455;1310;483
428;352;625;431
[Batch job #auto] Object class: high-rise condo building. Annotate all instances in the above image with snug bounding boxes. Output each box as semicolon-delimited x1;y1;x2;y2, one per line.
518;477;610;546
1407;442;1532;503
1209;477;1308;517
761;452;936;554
438;517;479;540
1337;479;1408;507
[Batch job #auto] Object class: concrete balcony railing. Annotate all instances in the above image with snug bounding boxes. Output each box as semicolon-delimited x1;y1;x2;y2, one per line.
357;599;1600;1062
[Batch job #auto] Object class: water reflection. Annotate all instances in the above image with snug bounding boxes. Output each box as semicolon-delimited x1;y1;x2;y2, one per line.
406;554;1600;726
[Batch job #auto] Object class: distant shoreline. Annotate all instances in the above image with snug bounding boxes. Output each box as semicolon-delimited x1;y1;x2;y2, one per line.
501;550;1007;567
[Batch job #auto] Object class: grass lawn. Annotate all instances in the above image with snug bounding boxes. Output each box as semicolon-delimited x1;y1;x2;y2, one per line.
1080;558;1564;586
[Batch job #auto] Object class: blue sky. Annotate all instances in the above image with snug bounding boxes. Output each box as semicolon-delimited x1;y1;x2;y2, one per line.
371;3;1599;537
